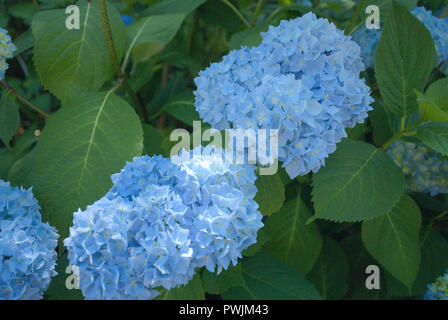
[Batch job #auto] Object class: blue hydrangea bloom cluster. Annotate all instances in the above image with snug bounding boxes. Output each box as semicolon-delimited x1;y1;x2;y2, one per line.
352;7;448;70
424;269;448;300
386;139;448;196
194;13;373;179
0;28;16;80
0;180;58;300
64;148;263;300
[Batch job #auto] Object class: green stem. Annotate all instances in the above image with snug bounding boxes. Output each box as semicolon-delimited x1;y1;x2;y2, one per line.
1;80;49;117
98;0;148;122
381;120;423;150
221;0;252;28
346;0;367;35
441;5;448;18
251;0;264;26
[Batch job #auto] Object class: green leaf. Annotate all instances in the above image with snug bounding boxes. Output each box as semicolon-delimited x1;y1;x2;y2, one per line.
312;140;405;222
45;251;83;300
125;13;186;65
387;230;448;297
416;122;448;157
416;78;448;123
201;264;245;295
142;124;164;156
26;90;143;242
157;274;205;300
222;253;321;300
374;0;437;116
144;0;206;15
0;149;15;180
370;98;395;146
263;197;322;274
361;194;422;289
307;237;349;299
32;0;126;102
13;30;34;56
164;93;201;126
0;90;20;147
254;173;285;216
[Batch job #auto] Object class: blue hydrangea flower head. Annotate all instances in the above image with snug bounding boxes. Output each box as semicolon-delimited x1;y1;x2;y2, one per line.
411;6;448;72
386;139;448;196
351;27;381;68
120;14;133;26
353;7;448;71
0;28;17;80
194;13;373;179
424;269;448;300
0;180;59;300
64;148;263;300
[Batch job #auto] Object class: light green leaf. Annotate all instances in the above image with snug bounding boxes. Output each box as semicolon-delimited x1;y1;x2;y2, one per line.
26;90;143;242
157;274;205;300
263;197;322;274
416;78;448;123
0;90;20;147
222;253;321;300
201;264;245;295
362;194;422;289
254;173;285;216
307;237;349;299
32;0;126;102
311;140;405;222
416;122;448;157
374;0;436;116
125;13;186;67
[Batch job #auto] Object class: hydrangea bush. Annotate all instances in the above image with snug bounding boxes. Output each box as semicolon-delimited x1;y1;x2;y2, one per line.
0;180;58;300
0;0;447;301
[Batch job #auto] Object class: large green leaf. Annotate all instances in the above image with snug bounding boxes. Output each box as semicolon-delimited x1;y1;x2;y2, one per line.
254;173;285;216
201;264;245;295
307;237;349;299
311;140;405;222
374;1;436;116
26;90;143;242
157;274;205;300
32;0;126;102
142;124;164;156
0;90;20;147
263;197;322;274
361;194;422;289
416;78;448;123
222;253;321;300
416;122;448;157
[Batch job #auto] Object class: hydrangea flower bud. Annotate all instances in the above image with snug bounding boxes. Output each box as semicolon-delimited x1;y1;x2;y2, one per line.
64;148;263;300
386;139;448;196
194;13;373;178
424;269;448;300
0;28;17;80
352;7;448;70
0;180;58;300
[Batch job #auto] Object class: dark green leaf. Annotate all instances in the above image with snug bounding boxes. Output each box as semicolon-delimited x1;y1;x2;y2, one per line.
0;90;20;147
201;264;245;295
416;122;448;156
263;197;322;274
374;1;436;116
254;173;285;216
312;140;405;222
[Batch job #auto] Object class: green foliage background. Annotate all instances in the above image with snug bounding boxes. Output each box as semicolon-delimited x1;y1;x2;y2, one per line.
1;0;447;300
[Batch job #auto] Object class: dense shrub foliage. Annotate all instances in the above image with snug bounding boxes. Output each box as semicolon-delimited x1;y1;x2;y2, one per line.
0;0;447;300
